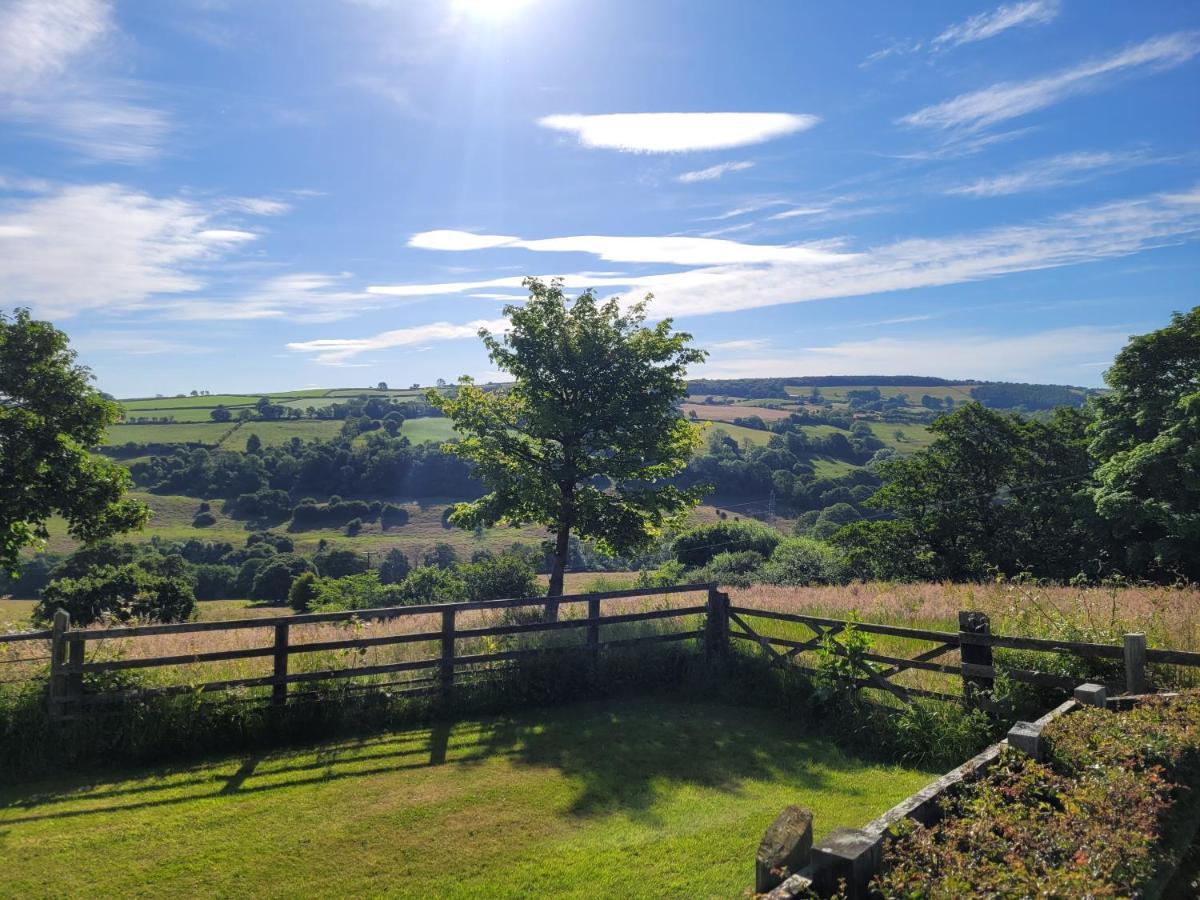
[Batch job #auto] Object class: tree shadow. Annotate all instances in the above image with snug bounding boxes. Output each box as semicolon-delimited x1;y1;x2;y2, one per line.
0;698;901;831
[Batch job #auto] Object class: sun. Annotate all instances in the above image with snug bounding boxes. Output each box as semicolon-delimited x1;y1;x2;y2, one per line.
452;0;536;22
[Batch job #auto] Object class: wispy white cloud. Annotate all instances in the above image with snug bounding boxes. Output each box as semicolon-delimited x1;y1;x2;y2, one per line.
288;318;509;365
933;1;1059;48
902;32;1200;132
0;0;170;162
71;331;212;356
677;161;754;183
536;113;818;153
0;183;256;317
227;197;293;216
862;0;1057;67
846;314;935;328
404;230;854;267
707;338;771;352
379;186;1200;317
945;149;1159;197
699;326;1127;385
161;273;375;323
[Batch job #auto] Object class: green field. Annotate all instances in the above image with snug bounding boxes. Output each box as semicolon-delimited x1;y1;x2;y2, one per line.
0;699;931;898
399;417;458;444
704;423;771;446
227;420;345;448
103;422;235;446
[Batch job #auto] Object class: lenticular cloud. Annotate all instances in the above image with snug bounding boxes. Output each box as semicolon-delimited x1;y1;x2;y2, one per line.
536;112;819;153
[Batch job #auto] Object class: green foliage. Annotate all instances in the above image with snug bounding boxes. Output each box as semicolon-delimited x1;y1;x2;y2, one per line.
0;309;149;574
394;566;468;604
761;537;844;585
1089;306;1200;580
376;548;411;584
458;554;539;602
308;571;397;611
833;403;1100;581
671;520;781;568
286;571;320;612
814;618;874;703
249;554;315;603
421;542;460;569
35;563;195;625
876;692;1200;897
694;550;765;587
431;277;708;600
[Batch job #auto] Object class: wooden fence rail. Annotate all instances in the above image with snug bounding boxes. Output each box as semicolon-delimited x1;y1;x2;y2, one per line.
2;584;1196;721
42;585;714;720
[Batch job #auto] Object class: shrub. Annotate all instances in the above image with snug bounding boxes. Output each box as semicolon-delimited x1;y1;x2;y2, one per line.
308;572;398;612
313;548;367;578
762;537;844;585
345;517;363;536
192;511;217;528
696;550;765;587
875;692;1200;897
35;564;195;626
672;521;781;568
192;563;238;600
459;554;539;603
380;503;409;529
422;542;460;569
287;571;320;612
377;548;411;584
395;566;468;604
249;554;316;604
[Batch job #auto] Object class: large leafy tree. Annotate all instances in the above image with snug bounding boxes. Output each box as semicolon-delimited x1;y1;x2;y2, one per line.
0;309;149;575
432;278;707;617
1089;307;1200;580
834;403;1101;580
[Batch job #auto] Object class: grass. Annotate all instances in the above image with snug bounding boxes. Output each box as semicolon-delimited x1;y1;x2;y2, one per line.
703;423;771;446
398;417;458;444
103;422;234;446
224;419;345;448
0;698;932;898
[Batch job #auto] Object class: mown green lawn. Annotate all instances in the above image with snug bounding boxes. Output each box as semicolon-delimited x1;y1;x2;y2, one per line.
0;699;931;898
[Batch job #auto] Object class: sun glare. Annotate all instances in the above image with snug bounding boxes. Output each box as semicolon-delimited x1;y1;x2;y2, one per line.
453;0;535;22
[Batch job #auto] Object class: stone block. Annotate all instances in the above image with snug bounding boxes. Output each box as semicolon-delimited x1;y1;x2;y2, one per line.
811;828;882;899
1074;682;1107;708
756;805;813;893
1007;721;1043;760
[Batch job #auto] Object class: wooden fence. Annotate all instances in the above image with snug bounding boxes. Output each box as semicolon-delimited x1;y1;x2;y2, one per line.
716;598;1200;704
3;584;1200;721
33;584;714;720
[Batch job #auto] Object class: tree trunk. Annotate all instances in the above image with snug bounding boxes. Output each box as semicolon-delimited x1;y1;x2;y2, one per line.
546;520;570;621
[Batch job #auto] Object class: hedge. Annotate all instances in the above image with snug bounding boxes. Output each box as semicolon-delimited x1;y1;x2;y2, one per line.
874;691;1200;897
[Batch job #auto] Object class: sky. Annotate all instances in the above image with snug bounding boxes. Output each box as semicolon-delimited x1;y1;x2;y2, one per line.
1;0;1198;398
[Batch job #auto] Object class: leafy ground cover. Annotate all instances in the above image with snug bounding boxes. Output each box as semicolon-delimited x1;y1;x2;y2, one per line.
875;691;1200;897
0;699;931;898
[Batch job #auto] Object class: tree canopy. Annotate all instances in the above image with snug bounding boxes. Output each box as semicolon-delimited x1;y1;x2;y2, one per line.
1089;307;1199;579
431;277;707;614
0;309;148;575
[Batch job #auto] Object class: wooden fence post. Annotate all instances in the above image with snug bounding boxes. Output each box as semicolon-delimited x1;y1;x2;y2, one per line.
1124;632;1147;695
706;586;729;668
440;606;456;703
48;609;70;720
66;631;85;717
587;595;601;672
272;623;289;707
958;611;993;705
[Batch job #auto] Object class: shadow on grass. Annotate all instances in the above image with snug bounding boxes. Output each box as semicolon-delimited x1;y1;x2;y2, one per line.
0;698;898;827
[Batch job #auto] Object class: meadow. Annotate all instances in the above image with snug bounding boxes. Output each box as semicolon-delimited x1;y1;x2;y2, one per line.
0;698;931;898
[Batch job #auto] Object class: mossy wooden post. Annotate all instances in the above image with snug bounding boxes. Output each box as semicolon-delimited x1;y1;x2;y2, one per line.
272;623;289;707
706;585;729;670
48;609;70;721
587;595;601;675
958;611;993;706
440;606;456;703
1124;632;1147;695
66;631;85;717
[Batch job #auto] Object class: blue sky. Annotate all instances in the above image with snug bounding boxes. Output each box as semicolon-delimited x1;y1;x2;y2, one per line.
1;0;1197;398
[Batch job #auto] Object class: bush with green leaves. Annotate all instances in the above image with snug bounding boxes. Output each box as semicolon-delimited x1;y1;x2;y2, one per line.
671;521;780;568
35;563;195;625
249;554;315;603
307;572;399;612
761;537;844;585
377;548;411;584
458;554;539;602
395;565;468;604
875;691;1200;897
287;571;321;612
694;550;765;587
